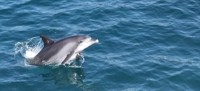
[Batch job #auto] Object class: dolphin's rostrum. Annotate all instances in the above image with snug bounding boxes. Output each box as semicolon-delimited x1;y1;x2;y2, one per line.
28;35;99;66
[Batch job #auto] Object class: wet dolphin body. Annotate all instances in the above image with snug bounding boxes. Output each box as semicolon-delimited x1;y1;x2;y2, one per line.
29;35;99;66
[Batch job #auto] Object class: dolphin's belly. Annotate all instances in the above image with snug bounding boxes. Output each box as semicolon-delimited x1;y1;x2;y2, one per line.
46;53;78;65
44;54;66;65
44;43;78;65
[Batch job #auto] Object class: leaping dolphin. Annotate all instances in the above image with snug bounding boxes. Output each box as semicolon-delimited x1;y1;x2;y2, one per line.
28;35;99;66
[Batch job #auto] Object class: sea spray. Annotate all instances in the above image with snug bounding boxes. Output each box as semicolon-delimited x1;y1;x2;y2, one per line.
14;37;43;65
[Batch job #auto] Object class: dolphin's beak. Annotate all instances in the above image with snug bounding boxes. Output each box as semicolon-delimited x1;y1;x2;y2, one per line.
86;37;99;43
91;39;99;43
95;39;99;43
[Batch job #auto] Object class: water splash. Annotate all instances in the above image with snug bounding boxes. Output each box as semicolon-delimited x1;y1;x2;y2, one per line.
14;37;43;59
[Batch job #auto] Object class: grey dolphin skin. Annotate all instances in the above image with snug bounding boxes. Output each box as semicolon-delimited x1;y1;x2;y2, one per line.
28;35;99;66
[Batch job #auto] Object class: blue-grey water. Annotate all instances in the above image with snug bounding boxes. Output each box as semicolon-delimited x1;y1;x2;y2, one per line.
0;0;200;91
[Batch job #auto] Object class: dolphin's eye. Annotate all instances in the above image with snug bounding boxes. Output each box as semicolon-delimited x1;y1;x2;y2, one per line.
80;40;83;43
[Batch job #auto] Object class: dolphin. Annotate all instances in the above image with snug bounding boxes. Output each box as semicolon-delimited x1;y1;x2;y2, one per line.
28;35;99;66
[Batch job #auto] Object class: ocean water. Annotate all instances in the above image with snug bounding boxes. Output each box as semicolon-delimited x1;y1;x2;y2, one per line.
0;0;200;91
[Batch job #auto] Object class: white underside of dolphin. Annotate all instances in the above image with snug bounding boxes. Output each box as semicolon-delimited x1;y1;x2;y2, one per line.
28;35;98;66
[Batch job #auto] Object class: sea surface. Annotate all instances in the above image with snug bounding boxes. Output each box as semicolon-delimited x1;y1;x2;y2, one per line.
0;0;200;91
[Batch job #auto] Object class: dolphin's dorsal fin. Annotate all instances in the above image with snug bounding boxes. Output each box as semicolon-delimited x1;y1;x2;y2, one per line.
40;36;54;47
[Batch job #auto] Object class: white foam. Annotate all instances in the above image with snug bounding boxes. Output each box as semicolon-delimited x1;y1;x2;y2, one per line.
68;65;82;68
14;37;43;59
25;51;37;59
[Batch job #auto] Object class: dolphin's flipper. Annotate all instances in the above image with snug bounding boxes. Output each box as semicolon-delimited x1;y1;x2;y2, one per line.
40;36;54;47
76;52;84;63
75;52;82;60
77;52;84;66
71;52;83;66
